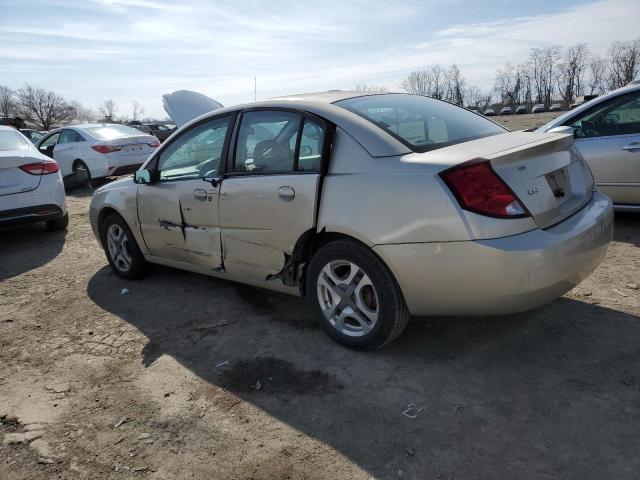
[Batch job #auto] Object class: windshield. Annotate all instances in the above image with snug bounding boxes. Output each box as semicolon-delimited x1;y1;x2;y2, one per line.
84;125;146;141
0;130;30;151
335;94;505;152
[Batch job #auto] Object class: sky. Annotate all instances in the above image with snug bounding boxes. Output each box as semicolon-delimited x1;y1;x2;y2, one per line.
1;0;639;119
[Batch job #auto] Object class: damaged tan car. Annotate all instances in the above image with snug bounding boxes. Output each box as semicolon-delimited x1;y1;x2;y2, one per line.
90;91;613;349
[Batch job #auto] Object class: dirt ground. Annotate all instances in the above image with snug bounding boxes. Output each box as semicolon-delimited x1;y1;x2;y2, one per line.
2;156;640;479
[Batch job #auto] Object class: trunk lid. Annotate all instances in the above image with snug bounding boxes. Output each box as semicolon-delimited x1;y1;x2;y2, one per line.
104;135;158;157
0;151;43;196
162;90;224;128
431;131;594;229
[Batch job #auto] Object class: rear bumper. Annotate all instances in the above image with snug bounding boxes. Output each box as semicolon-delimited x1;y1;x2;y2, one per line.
0;204;65;227
375;191;614;316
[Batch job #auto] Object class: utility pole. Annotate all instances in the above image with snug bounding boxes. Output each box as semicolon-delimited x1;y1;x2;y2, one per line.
254;77;257;101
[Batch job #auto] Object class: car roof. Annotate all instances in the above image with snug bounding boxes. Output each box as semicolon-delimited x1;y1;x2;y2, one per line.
179;91;414;157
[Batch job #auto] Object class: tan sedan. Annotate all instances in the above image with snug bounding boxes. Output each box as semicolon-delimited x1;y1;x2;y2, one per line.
90;92;613;349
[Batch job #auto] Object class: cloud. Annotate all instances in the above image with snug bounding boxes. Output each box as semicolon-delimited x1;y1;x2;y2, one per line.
0;0;638;118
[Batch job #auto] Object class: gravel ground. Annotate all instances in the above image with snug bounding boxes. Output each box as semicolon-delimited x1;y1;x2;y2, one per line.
1;151;640;479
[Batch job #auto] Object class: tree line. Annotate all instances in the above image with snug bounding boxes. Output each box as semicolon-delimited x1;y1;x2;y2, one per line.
0;85;145;130
364;38;640;110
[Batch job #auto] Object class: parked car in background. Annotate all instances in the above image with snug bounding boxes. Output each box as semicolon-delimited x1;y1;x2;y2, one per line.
516;105;527;114
483;108;495;116
550;103;562;112
35;124;159;188
0;126;68;231
532;104;546;113
90;91;612;349
19;128;45;144
130;124;154;135
143;123;176;142
500;106;512;115
539;81;640;210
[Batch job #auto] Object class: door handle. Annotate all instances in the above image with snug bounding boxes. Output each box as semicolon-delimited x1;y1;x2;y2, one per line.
193;188;208;202
278;186;295;200
622;142;640;151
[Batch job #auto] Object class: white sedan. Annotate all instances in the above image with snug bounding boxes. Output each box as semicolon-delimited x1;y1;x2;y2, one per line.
0;126;68;231
35;124;159;187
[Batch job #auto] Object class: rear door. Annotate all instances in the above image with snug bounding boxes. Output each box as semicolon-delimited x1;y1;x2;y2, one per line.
54;129;86;176
563;90;640;205
137;114;234;269
219;109;330;284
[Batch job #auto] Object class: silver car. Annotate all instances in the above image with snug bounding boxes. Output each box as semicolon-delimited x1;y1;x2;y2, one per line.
90;92;613;349
539;82;640;210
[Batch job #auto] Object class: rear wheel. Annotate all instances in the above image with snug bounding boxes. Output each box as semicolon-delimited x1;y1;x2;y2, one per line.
306;240;410;349
45;213;69;231
100;213;147;279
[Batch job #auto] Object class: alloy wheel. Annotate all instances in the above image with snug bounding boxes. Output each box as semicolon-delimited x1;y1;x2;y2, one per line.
106;224;132;272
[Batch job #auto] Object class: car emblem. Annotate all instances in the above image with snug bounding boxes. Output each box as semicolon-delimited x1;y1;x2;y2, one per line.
527;187;539;195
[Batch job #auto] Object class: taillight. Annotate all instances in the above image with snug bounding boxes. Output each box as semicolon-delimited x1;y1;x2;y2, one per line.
440;160;528;218
92;144;123;154
148;139;160;148
19;160;60;175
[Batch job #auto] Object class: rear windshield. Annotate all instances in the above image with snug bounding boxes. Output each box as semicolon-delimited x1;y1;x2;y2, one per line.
84;125;145;141
0;130;29;151
335;94;505;152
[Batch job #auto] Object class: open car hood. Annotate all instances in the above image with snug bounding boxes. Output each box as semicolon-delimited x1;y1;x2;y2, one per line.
162;90;224;128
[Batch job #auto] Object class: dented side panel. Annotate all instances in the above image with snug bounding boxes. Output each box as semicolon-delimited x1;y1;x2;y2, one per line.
218;174;320;284
137;180;222;268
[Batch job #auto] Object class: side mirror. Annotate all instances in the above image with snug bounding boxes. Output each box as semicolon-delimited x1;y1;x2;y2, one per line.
134;169;151;184
548;125;575;136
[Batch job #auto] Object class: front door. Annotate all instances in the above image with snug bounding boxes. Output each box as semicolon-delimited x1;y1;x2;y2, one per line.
55;129;87;177
219;109;329;283
567;90;640;205
137;115;234;270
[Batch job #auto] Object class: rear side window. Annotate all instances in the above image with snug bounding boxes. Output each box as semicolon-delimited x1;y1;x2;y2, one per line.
0;130;29;151
84;125;145;141
335;94;505;152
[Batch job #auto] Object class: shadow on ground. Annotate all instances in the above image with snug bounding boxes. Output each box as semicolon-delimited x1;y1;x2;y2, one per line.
87;264;640;479
614;211;640;246
0;224;66;281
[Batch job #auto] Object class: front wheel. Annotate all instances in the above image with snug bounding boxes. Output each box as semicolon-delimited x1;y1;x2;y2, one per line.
99;213;147;279
306;240;410;349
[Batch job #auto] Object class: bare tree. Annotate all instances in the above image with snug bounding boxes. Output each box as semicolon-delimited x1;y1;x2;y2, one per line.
0;85;17;118
400;64;449;100
530;46;561;107
494;63;519;107
132;100;145;121
607;39;640;89
16;84;74;130
445;64;466;106
99;99;118;120
463;85;484;109
69;100;95;123
587;55;609;95
557;43;589;107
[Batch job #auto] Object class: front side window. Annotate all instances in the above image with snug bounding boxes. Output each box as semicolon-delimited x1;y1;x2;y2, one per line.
38;132;60;151
157;116;231;181
0;130;29;151
567;92;640;138
335;94;505;152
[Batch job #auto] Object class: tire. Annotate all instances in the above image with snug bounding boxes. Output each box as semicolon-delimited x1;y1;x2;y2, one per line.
99;213;147;279
72;160;91;187
45;213;69;231
306;239;410;349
